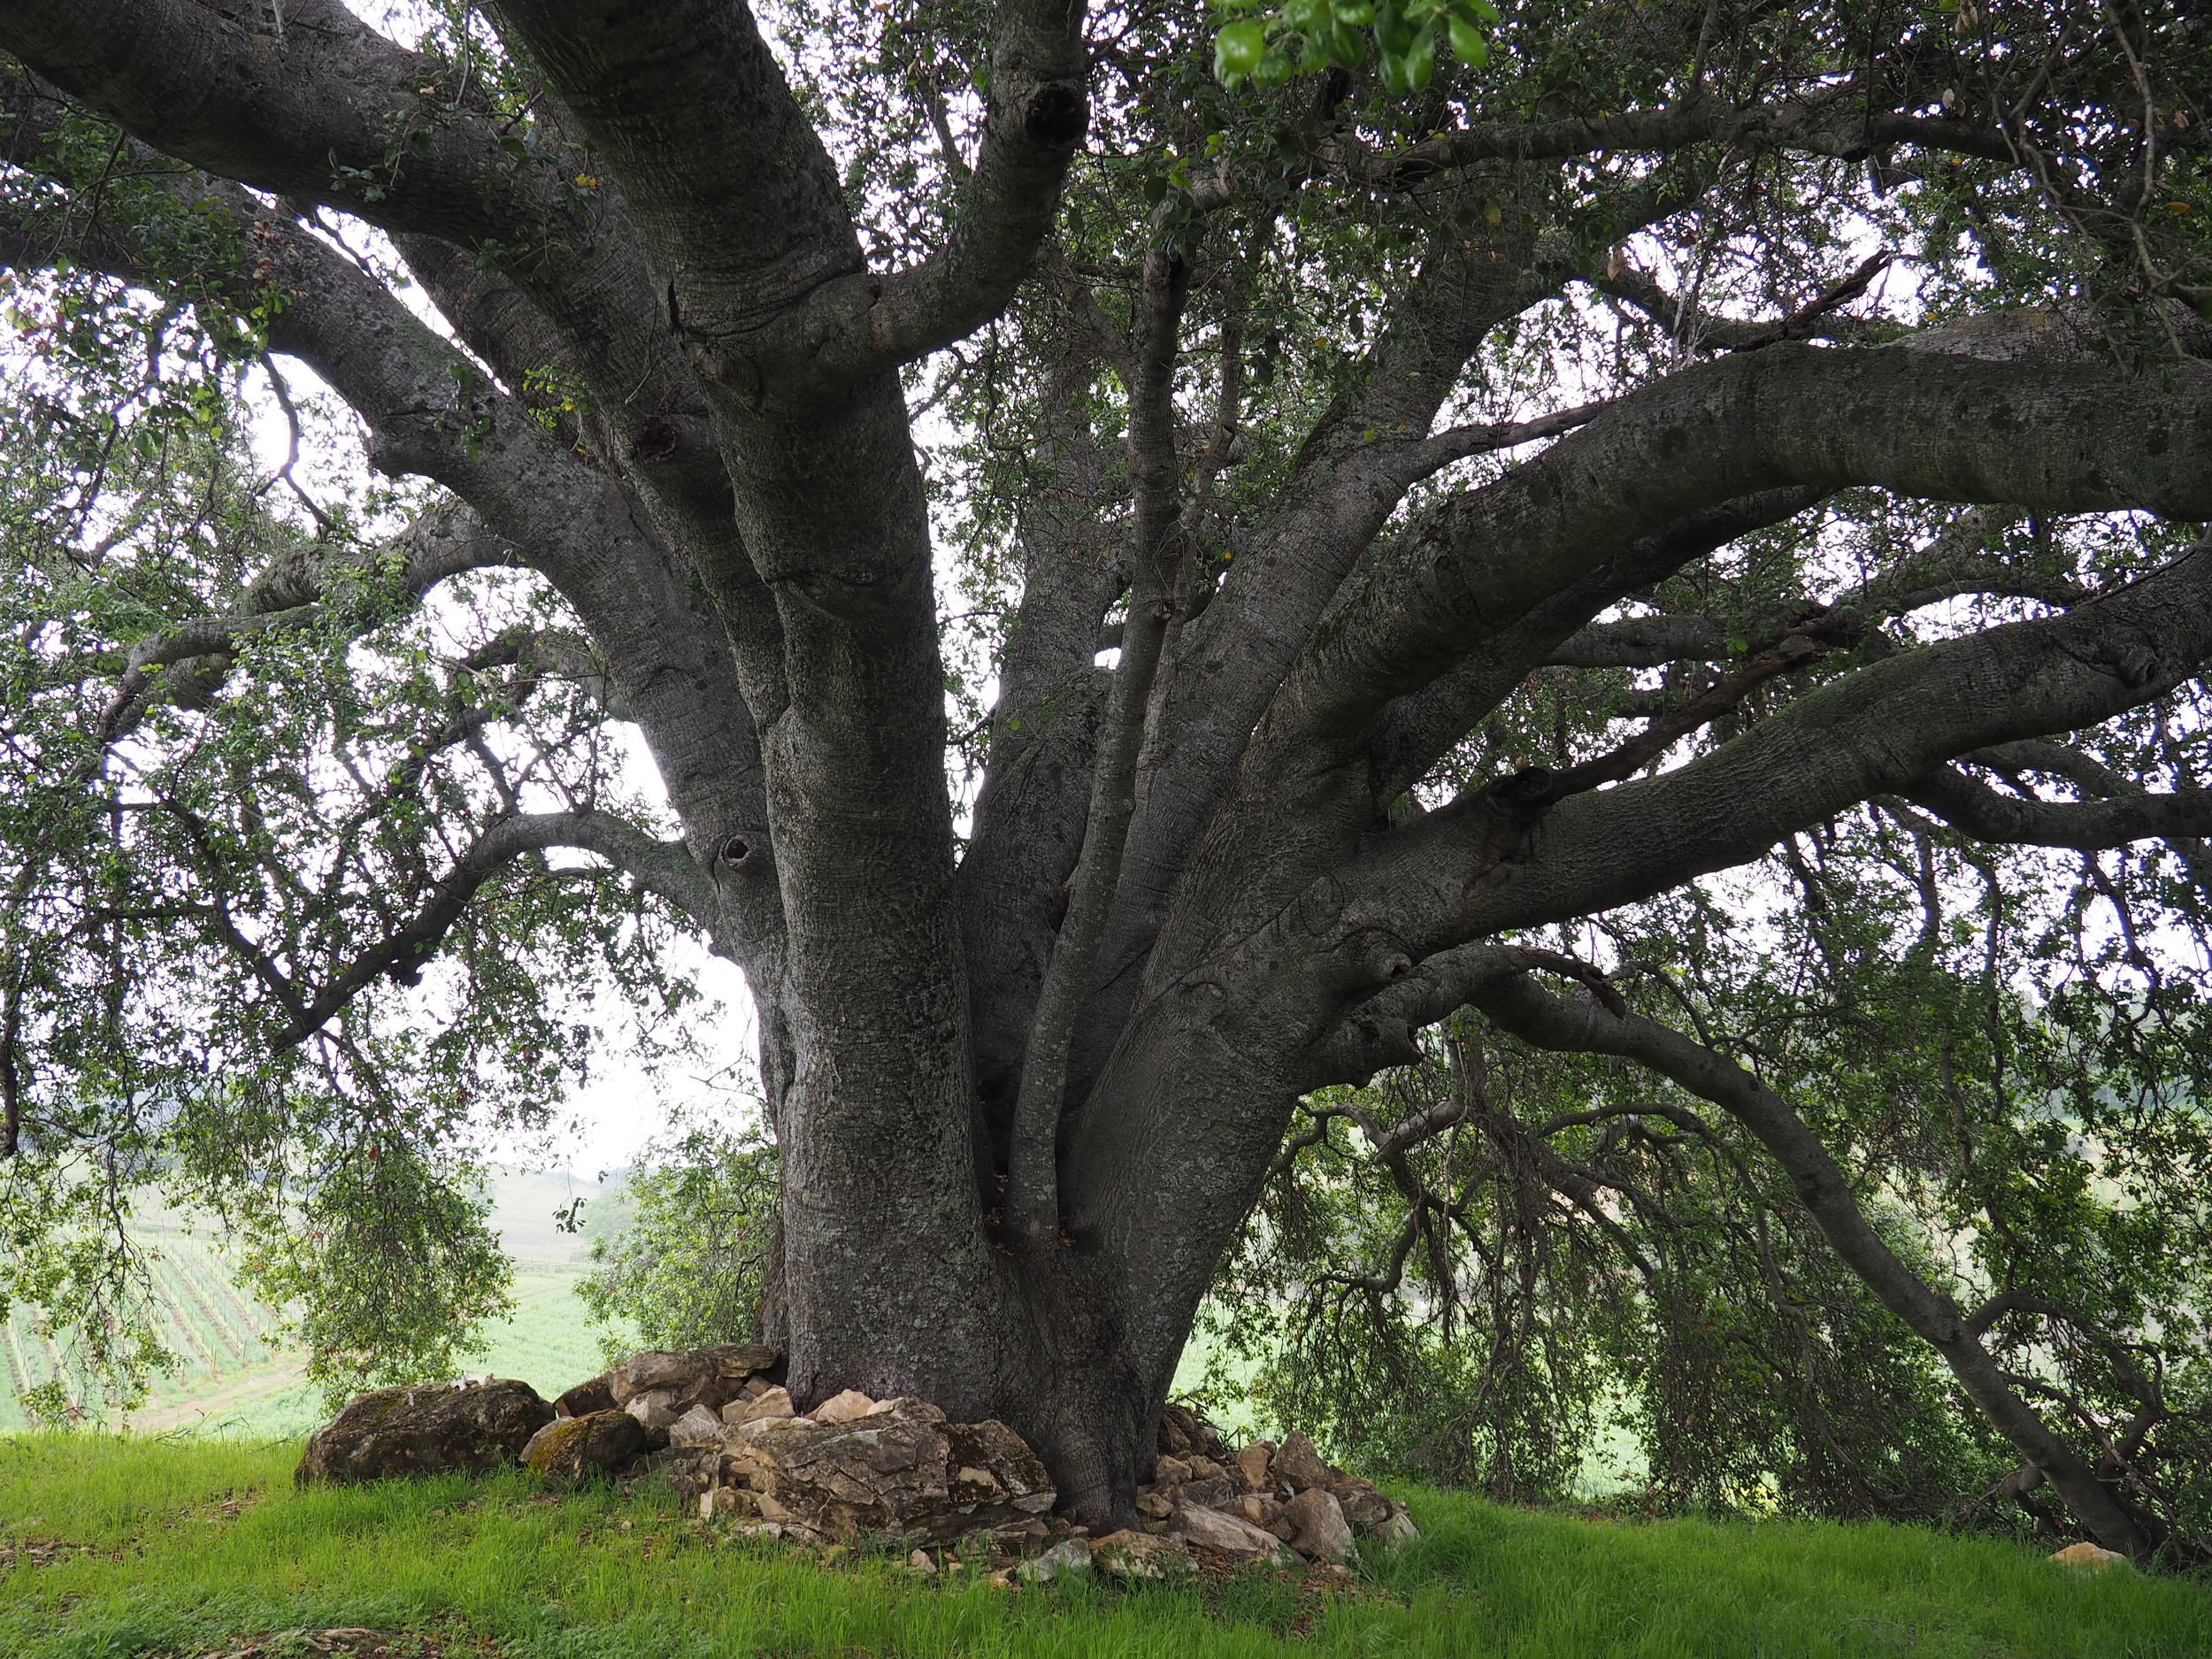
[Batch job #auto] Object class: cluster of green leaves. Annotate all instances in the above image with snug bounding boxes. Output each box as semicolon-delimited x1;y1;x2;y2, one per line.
574;1113;780;1363
0;117;710;1414
1194;722;2212;1550
1195;1018;2005;1521
1213;0;1500;96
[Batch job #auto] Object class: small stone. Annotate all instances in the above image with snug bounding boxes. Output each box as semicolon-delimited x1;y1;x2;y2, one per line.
725;1386;795;1426
1179;1474;1238;1510
553;1373;618;1419
1092;1528;1190;1579
1233;1493;1284;1530
741;1378;772;1402
1135;1489;1173;1520
910;1548;939;1576
1378;1504;1419;1544
712;1343;781;1379
1153;1454;1194;1486
2049;1541;2127;1570
1273;1432;1340;1493
703;1485;757;1519
1018;1537;1094;1583
1234;1441;1276;1492
625;1390;680;1433
810;1388;879;1425
670;1403;724;1448
1283;1486;1354;1563
1173;1502;1296;1563
1187;1455;1223;1481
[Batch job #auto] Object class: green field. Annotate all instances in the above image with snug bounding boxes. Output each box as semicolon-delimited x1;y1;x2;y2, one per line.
4;1436;2208;1658
1;1170;626;1437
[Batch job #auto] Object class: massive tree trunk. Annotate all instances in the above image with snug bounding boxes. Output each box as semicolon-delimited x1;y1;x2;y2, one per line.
3;0;2208;1540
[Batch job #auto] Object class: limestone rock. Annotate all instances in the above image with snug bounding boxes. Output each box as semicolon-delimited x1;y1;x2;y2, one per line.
296;1378;555;1486
909;1548;938;1576
1093;1528;1190;1579
1173;1502;1296;1563
725;1385;795;1425
1273;1432;1340;1493
1232;1492;1286;1532
1178;1473;1238;1510
1377;1506;1419;1543
1153;1454;1193;1486
702;1484;760;1519
810;1388;879;1425
521;1409;647;1483
625;1390;680;1439
553;1373;618;1419
670;1403;725;1448
943;1417;1054;1515
714;1398;1056;1542
1134;1488;1173;1520
1018;1537;1094;1583
1234;1440;1276;1492
609;1344;780;1414
2050;1541;2127;1570
1283;1486;1355;1563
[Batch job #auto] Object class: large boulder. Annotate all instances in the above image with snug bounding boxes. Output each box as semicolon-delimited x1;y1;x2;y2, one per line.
296;1378;555;1486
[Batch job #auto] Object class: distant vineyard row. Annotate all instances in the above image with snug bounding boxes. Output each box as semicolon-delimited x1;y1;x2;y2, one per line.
0;1229;292;1432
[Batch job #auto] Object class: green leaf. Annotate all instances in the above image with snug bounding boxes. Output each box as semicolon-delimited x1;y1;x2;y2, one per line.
1448;13;1490;64
1215;20;1269;84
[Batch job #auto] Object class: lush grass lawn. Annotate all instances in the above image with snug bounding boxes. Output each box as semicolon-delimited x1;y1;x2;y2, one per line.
4;1437;2208;1657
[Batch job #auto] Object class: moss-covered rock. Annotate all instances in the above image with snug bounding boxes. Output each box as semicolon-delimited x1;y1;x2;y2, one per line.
521;1408;648;1482
296;1379;556;1486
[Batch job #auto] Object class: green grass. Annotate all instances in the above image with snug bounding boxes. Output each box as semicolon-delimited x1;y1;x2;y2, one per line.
4;1437;2208;1657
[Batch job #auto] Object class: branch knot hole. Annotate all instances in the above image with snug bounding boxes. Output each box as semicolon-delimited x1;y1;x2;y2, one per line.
720;833;752;869
1023;83;1087;150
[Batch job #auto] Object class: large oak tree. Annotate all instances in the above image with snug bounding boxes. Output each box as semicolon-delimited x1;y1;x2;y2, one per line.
3;0;2209;1549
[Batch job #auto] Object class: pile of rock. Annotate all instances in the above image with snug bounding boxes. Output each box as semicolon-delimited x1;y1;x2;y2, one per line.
297;1344;1418;1575
1149;1405;1416;1565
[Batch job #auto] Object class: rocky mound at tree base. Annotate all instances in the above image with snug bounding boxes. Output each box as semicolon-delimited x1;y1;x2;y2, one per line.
296;1346;1417;1571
